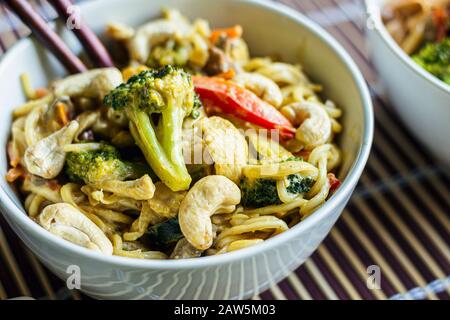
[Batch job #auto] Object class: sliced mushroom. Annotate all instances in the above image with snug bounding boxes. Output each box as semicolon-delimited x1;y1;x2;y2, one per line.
52;68;123;100
39;203;113;255
179;175;241;250
24;121;79;179
204;47;230;76
170;238;203;259
200;116;248;184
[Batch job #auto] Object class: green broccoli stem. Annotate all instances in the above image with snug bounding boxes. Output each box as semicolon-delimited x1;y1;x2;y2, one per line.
161;98;191;182
128;108;190;191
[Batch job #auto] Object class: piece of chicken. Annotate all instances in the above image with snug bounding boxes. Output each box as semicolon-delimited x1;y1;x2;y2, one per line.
200;116;248;183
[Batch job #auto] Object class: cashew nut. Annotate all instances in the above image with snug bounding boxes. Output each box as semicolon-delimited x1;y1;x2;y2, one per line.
38;203;113;255
126;10;191;63
179;176;241;250
255;62;308;85
24;121;79;179
285;101;332;150
52;68;123;100
233;72;283;107
105;22;136;41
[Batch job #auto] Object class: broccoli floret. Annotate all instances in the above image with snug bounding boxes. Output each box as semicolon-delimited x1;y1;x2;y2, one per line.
146;218;183;248
191;93;203;119
285;175;314;194
240;174;314;208
104;65;195;191
146;39;190;68
413;38;450;85
240;177;281;208
65;143;152;184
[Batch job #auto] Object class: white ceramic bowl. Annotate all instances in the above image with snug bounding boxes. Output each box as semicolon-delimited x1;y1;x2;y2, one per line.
365;0;450;166
0;0;373;299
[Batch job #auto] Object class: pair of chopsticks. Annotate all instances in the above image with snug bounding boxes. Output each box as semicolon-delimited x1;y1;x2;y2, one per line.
3;0;114;74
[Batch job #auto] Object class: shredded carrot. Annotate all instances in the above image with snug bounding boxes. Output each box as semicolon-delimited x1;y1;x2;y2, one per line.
210;25;243;44
56;102;69;126
6;167;24;183
216;69;236;80
48;180;61;191
34;88;49;99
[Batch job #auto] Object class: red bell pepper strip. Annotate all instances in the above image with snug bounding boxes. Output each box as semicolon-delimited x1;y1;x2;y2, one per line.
432;7;448;42
328;173;341;192
193;76;295;138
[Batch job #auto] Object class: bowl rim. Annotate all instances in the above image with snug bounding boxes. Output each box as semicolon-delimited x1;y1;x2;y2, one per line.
364;0;450;94
0;0;373;270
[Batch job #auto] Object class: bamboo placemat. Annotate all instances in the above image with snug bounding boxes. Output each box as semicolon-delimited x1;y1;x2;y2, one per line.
0;0;448;300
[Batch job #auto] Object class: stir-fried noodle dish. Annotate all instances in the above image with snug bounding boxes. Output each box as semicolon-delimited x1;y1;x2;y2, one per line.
6;10;343;259
382;0;450;85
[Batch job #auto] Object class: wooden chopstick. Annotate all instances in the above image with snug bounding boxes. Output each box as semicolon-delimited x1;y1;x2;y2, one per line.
3;0;87;74
47;0;114;68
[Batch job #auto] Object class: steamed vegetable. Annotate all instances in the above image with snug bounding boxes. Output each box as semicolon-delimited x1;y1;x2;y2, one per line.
186;164;213;186
147;39;190;68
240;177;280;207
65;143;152;184
285;175;314;194
240;174;314;208
413;38;450;85
193;76;295;138
104;65;196;191
146;218;183;248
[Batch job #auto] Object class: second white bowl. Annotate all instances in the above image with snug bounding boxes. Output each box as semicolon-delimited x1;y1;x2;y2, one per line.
0;0;373;299
365;0;450;166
